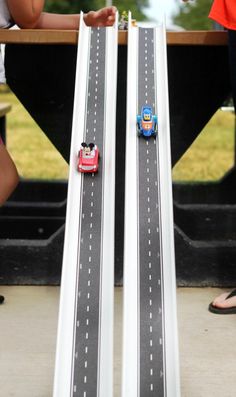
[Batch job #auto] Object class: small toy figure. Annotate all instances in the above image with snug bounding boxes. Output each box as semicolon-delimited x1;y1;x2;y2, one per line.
118;11;137;30
82;142;94;155
119;11;128;30
78;142;99;173
137;106;158;138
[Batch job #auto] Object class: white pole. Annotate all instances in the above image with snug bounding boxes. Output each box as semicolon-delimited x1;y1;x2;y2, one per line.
106;0;112;6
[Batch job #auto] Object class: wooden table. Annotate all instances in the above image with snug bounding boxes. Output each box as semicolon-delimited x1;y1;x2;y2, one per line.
0;29;228;46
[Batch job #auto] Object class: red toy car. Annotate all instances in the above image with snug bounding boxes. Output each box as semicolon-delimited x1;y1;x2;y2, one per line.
78;142;99;173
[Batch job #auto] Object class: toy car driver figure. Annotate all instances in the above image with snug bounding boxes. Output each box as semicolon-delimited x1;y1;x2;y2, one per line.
81;142;95;156
143;112;151;121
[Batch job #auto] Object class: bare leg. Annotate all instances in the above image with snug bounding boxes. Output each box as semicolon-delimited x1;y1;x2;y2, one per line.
0;142;19;205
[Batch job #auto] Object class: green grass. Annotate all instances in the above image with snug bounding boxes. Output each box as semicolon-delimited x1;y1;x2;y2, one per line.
172;110;235;181
0;86;69;180
0;87;235;182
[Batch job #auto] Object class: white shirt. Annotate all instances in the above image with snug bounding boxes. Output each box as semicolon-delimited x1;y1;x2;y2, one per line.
0;0;13;83
0;0;12;28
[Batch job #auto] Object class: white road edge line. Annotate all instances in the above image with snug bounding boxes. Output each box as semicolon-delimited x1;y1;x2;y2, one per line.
98;12;118;397
155;20;180;397
122;12;139;397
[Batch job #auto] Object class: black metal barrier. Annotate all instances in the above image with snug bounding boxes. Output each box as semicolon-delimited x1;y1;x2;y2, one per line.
173;168;236;286
0;180;66;284
1;40;234;286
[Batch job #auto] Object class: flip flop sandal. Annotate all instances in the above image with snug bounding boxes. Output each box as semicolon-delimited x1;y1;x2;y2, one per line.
208;289;236;314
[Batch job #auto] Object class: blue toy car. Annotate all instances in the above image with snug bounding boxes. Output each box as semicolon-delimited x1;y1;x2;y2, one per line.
137;106;157;138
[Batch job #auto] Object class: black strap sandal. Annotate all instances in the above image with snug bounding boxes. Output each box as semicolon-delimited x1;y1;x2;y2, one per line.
208;289;236;314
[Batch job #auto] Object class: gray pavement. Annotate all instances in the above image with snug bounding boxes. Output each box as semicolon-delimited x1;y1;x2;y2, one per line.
0;286;236;397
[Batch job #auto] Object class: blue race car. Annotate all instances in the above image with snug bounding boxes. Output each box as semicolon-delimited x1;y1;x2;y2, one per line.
137;106;157;138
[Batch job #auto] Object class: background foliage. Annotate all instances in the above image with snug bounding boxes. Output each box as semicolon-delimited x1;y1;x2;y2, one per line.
44;0;219;30
44;0;149;21
173;0;216;30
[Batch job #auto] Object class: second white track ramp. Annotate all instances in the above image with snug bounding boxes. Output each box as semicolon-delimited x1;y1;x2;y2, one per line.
122;15;180;397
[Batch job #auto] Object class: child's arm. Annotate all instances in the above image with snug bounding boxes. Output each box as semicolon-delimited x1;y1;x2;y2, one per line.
6;1;116;29
0;142;19;206
6;0;44;28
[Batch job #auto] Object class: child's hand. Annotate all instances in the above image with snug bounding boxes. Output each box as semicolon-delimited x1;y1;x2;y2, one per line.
84;6;117;27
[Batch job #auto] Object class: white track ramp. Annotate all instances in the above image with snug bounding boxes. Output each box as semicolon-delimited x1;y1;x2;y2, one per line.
53;12;118;397
122;15;180;397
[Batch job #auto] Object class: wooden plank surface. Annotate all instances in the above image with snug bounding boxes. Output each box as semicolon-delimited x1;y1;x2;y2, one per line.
167;30;227;46
0;29;228;46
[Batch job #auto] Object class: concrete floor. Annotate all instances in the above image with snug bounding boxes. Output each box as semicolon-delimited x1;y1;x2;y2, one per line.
0;286;236;397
